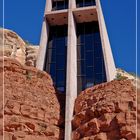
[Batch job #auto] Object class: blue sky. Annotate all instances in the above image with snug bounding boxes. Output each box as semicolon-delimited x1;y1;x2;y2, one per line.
0;0;3;26
138;0;140;75
0;0;139;75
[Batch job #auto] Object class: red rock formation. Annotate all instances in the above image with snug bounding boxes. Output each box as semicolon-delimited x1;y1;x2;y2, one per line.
0;57;3;140
0;29;39;67
72;80;136;140
0;57;138;140
137;86;140;140
1;57;65;140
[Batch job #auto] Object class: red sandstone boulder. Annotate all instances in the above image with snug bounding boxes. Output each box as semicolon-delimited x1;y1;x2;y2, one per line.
137;85;140;140
0;57;3;140
0;57;65;140
0;57;138;140
72;80;136;140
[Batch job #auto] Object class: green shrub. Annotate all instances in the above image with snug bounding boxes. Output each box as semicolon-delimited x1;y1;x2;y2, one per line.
115;73;128;80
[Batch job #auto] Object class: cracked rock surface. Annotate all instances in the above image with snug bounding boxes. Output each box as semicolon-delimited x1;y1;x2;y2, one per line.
137;85;140;140
0;57;65;140
0;28;39;67
72;80;136;140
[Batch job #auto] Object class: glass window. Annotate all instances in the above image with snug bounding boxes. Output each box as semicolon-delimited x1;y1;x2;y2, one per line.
95;46;102;58
86;67;94;78
50;63;56;78
81;60;86;75
86;52;93;66
85;0;93;6
76;0;96;8
77;60;86;76
49;49;56;63
56;70;65;82
76;0;84;7
57;1;65;10
57;87;65;92
45;25;67;93
56;55;66;69
85;35;93;51
95;58;103;73
52;0;68;11
77;22;106;94
81;76;86;89
95;74;103;84
81;35;85;44
56;39;66;54
86;80;94;88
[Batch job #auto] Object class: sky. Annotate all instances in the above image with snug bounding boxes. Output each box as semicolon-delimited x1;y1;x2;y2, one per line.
137;0;140;75
0;0;139;75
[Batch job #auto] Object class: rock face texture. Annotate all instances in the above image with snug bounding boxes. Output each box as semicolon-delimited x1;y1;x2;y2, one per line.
116;68;136;81
0;28;39;67
0;28;26;65
0;57;3;140
0;29;138;140
72;80;136;140
0;57;65;140
0;28;3;50
25;45;39;67
137;85;140;140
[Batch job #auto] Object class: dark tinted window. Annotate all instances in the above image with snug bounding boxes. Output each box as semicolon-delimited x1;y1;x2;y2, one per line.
77;22;106;93
52;0;68;11
45;25;67;92
76;0;95;8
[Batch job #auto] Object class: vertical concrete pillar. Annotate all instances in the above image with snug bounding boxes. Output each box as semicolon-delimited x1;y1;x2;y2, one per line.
36;19;49;70
45;0;52;12
36;0;51;70
71;0;76;9
96;0;116;81
65;0;77;139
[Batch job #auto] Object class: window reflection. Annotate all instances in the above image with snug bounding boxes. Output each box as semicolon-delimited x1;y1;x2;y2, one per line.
45;25;67;92
77;22;106;93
